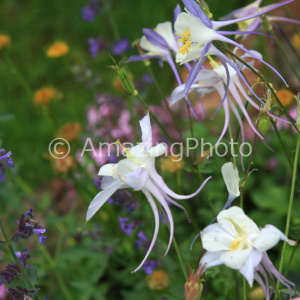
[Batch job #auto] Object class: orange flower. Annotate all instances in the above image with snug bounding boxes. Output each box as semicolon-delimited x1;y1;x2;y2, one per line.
0;35;11;50
160;155;185;173
33;87;61;105
52;147;75;173
276;89;294;107
47;42;69;58
292;33;300;49
59;123;82;142
146;270;169;290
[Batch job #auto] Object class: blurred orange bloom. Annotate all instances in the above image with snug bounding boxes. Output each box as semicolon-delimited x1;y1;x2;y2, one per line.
33;87;61;105
51;147;75;173
292;33;300;49
146;270;169;290
0;35;11;50
47;42;69;58
276;89;294;107
160;155;185;173
59;122;82;142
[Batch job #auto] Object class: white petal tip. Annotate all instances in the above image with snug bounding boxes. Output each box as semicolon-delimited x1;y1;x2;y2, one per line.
288;239;297;246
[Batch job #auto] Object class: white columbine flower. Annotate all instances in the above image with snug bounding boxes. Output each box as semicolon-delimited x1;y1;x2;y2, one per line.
200;207;296;299
86;113;210;272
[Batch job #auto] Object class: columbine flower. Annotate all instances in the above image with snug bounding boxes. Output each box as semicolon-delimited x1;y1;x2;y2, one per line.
221;0;300;37
170;54;288;145
200;207;296;299
86;113;211;272
184;263;205;300
46;42;69;58
174;0;291;99
15;209;47;245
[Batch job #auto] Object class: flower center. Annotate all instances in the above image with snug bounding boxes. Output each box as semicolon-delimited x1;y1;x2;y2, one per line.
230;232;251;251
177;30;192;55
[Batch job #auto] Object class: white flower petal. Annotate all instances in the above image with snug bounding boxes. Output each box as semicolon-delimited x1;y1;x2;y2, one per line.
98;163;116;176
156;21;177;51
123;167;149;191
264;224;296;246
148;143;167;157
114;158;139;176
139;113;152;150
221;162;240;199
202;231;234;251
221;247;252;269
200;251;225;271
86;180;122;221
233;214;259;235
239;249;263;287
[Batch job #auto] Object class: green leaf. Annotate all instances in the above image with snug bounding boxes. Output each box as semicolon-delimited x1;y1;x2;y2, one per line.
27;266;39;285
0;241;5;249
11;233;20;243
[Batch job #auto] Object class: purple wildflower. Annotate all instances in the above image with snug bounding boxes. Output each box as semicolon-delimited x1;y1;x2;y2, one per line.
135;230;150;251
0;249;30;285
7;286;35;300
82;0;101;22
0;149;14;181
15;209;47;245
112;37;131;56
118;217;139;236
88;37;108;58
143;260;159;275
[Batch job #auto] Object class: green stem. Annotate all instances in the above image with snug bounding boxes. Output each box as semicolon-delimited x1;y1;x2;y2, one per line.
3;50;33;98
277;133;300;290
0;219;38;294
228;118;237;167
146;64;184;142
267;22;300;83
243;277;247;300
157;205;188;281
104;2;120;41
39;245;73;300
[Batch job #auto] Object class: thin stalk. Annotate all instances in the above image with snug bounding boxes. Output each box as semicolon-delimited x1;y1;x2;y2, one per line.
243;277;247;300
266;22;300;83
103;2;120;42
3;50;33;98
187;103;196;161
146;64;184;142
228;120;237;167
232;270;241;300
277;133;300;289
157;205;188;281
0;219;38;295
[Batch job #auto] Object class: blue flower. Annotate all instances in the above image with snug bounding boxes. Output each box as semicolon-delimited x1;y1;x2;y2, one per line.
112;37;131;56
82;0;101;22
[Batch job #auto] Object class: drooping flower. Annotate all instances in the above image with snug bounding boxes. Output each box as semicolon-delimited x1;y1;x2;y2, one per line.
86;113;211;272
170;54;289;146
174;0;291;99
15;209;47;245
200;207;296;299
221;0;300;38
46;42;69;58
221;162;240;208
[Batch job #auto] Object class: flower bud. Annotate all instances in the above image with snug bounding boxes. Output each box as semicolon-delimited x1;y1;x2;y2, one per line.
109;58;137;96
184;264;203;300
258;113;271;136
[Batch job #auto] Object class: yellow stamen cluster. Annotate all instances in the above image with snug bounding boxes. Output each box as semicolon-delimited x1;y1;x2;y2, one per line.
230;232;251;251
177;30;192;55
